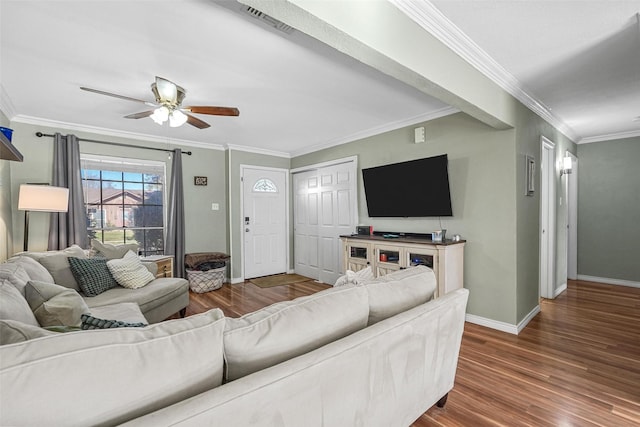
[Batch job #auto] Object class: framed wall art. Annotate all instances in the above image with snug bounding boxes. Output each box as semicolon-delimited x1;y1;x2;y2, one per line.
194;176;208;186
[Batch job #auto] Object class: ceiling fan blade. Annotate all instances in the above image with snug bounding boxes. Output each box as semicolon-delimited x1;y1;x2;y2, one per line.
124;110;155;119
154;76;178;104
80;87;156;107
184;106;240;116
185;113;211;129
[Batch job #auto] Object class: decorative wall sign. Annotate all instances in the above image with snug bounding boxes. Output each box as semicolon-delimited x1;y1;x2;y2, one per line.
525;155;535;196
194;176;208;186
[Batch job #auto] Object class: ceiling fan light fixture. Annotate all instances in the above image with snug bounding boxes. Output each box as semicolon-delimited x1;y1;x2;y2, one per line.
169;110;188;127
150;106;169;124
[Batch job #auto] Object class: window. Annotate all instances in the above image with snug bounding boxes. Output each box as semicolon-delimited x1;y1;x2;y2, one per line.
81;155;166;256
253;178;277;192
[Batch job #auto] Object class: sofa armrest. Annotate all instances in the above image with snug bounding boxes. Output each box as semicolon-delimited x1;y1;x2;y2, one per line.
141;262;158;276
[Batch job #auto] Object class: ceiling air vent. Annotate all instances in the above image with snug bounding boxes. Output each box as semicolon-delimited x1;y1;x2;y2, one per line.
242;6;294;34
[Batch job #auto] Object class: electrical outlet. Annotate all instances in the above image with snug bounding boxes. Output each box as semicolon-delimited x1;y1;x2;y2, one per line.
211;203;219;211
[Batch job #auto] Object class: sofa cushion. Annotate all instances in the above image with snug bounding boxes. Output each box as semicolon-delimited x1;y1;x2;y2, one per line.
107;251;155;289
224;285;369;382
0;308;226;427
24;245;87;291
91;239;138;259
68;256;118;296
365;266;437;325
0;282;39;327
24;280;90;327
84;277;188;317
6;256;54;284
0;319;58;345
89;302;148;325
0;262;31;295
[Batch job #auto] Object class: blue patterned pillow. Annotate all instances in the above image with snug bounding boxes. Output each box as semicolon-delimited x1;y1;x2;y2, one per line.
80;314;147;330
68;257;118;297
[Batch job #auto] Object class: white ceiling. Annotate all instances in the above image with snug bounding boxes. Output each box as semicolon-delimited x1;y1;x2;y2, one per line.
430;0;640;143
1;1;639;157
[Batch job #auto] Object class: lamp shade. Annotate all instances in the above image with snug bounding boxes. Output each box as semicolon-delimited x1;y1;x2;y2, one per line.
18;184;69;212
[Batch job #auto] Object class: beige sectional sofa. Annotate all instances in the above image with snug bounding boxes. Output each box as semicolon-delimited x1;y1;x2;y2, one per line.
0;246;189;328
0;266;468;426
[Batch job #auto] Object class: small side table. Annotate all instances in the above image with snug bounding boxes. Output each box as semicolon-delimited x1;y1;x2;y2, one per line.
140;255;174;278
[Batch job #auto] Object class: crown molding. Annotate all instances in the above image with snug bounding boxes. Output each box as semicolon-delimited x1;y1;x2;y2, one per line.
10;115;226;151
390;0;579;143
226;143;291;158
578;129;640;144
291;106;459;157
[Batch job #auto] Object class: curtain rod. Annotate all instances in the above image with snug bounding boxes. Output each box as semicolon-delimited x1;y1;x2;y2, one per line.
35;132;192;155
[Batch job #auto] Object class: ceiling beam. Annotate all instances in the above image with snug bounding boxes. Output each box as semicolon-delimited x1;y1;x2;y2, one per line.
239;0;518;130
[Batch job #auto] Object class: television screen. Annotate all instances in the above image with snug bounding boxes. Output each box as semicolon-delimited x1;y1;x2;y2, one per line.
362;154;453;217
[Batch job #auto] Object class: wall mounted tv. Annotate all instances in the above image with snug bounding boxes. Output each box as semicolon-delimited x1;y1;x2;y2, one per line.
362;154;453;217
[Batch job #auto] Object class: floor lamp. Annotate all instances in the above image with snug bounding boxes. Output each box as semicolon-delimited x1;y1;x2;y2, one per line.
18;184;69;252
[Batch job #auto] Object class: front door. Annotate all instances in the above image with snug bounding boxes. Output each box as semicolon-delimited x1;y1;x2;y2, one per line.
242;167;288;279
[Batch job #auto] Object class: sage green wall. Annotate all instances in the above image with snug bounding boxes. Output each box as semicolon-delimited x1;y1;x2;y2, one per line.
514;103;576;322
292;112;520;324
227;149;290;281
0;110;13;261
7;121;228;257
577;137;640;281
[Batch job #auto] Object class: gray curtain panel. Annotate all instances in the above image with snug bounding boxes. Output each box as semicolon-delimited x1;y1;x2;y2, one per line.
48;133;89;250
165;148;185;278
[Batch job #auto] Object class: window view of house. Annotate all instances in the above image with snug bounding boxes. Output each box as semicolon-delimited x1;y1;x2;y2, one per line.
80;155;166;256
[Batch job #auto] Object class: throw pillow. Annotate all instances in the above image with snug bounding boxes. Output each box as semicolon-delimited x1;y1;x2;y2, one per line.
80;313;147;330
32;246;88;291
0;282;40;327
5;256;55;284
107;251;155;289
0;319;58;345
0;262;31;295
24;280;90;327
90;239;138;260
68;257;118;297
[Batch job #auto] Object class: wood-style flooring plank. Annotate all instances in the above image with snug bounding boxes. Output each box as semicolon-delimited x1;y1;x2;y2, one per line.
183;278;640;426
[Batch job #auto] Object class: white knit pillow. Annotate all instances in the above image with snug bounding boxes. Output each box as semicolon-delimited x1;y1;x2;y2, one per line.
106;251;154;289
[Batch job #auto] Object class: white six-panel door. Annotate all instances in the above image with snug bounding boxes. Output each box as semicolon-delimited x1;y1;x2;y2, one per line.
293;158;357;285
242;167;288;279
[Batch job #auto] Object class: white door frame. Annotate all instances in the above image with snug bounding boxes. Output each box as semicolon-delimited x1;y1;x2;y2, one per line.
540;137;556;299
566;151;578;280
239;164;290;281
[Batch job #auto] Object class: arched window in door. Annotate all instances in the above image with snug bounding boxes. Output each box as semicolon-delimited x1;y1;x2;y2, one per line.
253;178;278;193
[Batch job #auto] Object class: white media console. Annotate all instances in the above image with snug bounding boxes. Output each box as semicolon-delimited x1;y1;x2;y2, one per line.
340;234;465;297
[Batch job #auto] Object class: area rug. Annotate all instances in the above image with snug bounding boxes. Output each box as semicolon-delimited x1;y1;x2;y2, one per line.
250;273;312;288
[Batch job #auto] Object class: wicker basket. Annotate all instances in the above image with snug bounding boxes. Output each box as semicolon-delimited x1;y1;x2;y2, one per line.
186;266;225;293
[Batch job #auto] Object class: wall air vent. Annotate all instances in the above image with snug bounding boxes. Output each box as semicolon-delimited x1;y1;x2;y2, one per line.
242;6;295;34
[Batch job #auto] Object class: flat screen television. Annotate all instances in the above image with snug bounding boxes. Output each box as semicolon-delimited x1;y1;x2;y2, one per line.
362;154;453;217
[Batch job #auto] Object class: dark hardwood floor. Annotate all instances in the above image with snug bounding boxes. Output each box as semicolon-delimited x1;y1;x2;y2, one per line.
184;279;640;426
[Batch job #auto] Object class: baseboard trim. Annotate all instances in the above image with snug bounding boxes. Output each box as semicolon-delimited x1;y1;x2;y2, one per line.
517;305;541;334
466;304;541;336
230;277;245;284
576;275;640;288
465;314;518;335
554;283;567;298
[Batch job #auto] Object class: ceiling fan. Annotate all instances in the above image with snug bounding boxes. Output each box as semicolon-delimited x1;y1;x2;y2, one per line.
80;76;239;129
